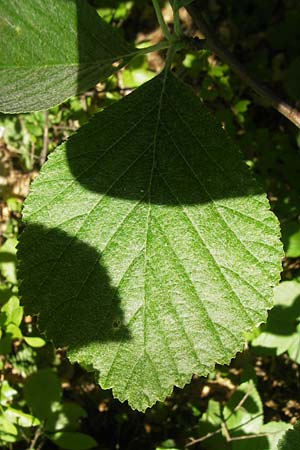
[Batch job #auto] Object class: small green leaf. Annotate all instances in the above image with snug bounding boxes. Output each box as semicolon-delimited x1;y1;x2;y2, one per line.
281;221;300;258
0;414;18;443
19;72;283;411
0;238;17;284
252;281;300;361
0;0;133;112
122;55;155;88
156;440;179;450
48;431;97;450
6;323;22;339
286;324;300;363
24;369;62;420
1;296;23;327
45;403;87;432
0;380;18;406
23;336;46;348
4;407;40;428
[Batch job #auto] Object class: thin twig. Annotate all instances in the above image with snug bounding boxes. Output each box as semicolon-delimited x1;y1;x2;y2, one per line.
229;430;285;441
220;407;231;443
40;111;49;166
222;421;232;443
152;0;173;41
186;423;282;447
27;426;43;450
185;0;300;128
225;385;254;423
186;427;223;447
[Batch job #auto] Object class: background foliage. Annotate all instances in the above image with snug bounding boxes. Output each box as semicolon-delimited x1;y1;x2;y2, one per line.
1;0;300;448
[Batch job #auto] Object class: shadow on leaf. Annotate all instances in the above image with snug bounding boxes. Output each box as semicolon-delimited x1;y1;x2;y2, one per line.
66;69;262;205
18;224;130;348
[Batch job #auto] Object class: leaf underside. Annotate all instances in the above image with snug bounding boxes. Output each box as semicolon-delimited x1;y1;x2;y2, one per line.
0;0;132;113
19;72;283;411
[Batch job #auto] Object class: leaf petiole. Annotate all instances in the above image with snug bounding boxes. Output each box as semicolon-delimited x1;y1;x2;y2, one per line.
172;0;183;37
152;0;174;41
134;40;172;56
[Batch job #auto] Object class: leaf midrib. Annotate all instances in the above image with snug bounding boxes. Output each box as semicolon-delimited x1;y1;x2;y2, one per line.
0;50;137;71
142;71;169;361
0;61;121;70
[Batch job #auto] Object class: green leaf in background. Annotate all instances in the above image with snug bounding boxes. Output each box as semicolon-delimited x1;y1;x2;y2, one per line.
23;336;46;348
0;0;133;112
3;407;40;428
198;381;291;450
24;369;62;420
19;71;282;411
0;414;18;443
278;422;300;450
252;281;300;362
95;0;134;23
1;296;23;327
156;439;179;450
225;380;263;435
281;221;300;258
45;403;87;432
0;380;17;406
122;54;155;88
48;431;97;450
233;422;292;450
198;381;262;447
0;238;18;284
6;323;22;339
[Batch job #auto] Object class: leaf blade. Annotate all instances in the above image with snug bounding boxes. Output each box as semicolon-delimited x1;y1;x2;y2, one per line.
19;72;283;411
0;0;132;112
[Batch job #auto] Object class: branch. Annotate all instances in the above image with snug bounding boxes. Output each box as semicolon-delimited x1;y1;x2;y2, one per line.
27;426;43;450
40;111;49;166
186;427;222;447
185;1;300;128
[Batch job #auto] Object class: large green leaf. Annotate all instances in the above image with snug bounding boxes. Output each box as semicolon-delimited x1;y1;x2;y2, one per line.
0;0;132;113
19;71;283;411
